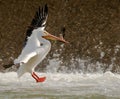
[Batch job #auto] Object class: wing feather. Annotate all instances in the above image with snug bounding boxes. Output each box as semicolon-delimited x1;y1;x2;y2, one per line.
31;4;48;28
14;51;37;64
24;4;48;46
15;5;48;64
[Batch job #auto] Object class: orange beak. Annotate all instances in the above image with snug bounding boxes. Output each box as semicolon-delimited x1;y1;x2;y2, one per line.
42;31;69;43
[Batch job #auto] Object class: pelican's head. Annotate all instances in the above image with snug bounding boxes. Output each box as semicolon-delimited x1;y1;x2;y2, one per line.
42;30;69;43
27;4;69;44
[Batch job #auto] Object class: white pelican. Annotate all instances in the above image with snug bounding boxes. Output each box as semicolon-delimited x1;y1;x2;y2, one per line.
14;4;68;82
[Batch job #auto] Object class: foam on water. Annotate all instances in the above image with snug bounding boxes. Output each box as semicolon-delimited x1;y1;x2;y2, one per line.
0;71;120;98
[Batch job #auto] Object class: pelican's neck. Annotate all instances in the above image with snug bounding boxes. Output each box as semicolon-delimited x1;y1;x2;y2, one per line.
37;32;51;55
41;37;51;48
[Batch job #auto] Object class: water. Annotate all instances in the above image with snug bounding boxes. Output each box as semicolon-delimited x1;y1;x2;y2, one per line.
0;72;120;99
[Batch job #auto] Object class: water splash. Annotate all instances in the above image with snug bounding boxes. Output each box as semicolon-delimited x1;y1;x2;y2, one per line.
0;71;120;98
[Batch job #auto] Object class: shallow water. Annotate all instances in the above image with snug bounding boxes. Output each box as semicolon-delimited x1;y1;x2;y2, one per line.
0;72;120;99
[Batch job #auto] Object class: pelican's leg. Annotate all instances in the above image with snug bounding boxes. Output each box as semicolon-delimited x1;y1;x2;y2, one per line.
32;72;46;83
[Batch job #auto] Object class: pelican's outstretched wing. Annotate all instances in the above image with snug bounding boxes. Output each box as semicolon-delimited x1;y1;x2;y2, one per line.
24;4;48;45
14;4;48;64
31;4;48;28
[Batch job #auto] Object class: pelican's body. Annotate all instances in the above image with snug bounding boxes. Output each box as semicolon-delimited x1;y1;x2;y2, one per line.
14;4;68;82
14;28;51;77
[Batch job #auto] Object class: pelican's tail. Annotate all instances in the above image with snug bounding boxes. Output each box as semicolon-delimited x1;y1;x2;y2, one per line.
17;64;26;78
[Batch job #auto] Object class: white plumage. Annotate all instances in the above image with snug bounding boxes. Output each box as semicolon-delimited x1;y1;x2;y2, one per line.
14;4;68;83
14;28;51;77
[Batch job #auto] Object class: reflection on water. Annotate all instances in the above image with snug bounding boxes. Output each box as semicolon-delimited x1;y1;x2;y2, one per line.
0;72;120;99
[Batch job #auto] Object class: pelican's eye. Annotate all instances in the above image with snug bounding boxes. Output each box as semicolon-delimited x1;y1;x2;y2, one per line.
40;43;43;46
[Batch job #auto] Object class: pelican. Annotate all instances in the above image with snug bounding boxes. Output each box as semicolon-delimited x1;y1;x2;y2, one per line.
14;4;68;82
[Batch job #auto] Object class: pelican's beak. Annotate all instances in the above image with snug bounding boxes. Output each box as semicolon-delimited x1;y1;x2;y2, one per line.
42;31;69;43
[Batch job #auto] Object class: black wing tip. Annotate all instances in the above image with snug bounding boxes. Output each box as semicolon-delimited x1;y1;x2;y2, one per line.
61;26;66;38
38;4;48;16
44;4;48;13
30;4;48;28
40;4;48;17
40;4;48;9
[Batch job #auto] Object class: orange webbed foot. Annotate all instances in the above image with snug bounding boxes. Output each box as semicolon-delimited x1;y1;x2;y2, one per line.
32;72;46;83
